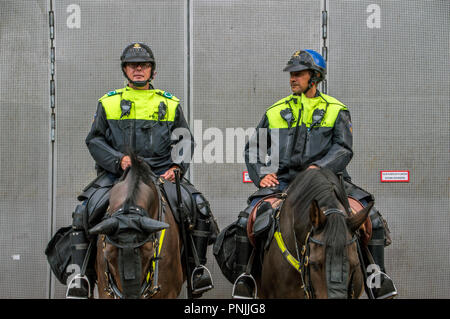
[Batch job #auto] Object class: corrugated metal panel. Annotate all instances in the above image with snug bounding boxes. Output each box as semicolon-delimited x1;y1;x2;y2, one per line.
0;0;50;298
328;0;450;298
191;0;322;298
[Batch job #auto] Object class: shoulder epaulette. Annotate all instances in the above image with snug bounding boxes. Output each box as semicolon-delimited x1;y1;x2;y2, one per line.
319;93;347;109
266;95;294;112
99;88;123;102
155;89;180;102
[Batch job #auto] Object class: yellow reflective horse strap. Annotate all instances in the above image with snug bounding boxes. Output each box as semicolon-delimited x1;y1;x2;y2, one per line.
273;230;302;274
147;229;166;283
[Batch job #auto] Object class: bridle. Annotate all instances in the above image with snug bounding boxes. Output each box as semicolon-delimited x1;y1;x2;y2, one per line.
101;177;167;299
274;207;358;299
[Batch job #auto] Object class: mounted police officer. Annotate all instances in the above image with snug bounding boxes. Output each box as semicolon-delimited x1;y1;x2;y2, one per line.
66;42;216;298
232;49;397;299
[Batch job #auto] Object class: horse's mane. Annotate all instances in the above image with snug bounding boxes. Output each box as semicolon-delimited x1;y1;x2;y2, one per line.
287;168;351;258
120;151;155;206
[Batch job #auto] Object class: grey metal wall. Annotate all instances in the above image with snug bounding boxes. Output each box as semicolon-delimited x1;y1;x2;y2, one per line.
0;0;51;298
0;0;448;299
327;0;450;298
52;0;186;298
190;0;322;298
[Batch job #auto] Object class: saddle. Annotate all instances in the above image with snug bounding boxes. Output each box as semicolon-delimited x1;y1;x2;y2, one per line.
160;178;197;224
247;195;372;248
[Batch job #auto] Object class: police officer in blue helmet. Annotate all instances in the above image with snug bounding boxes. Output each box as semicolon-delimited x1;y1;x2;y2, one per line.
228;49;397;299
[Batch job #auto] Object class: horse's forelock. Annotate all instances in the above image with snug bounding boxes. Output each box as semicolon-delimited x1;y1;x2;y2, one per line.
124;152;155;207
322;213;348;258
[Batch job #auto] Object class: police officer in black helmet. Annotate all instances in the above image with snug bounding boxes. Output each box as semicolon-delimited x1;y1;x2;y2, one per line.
65;42;217;298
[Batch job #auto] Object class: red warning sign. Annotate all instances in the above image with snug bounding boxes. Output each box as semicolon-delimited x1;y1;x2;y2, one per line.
243;171;252;183
380;170;410;182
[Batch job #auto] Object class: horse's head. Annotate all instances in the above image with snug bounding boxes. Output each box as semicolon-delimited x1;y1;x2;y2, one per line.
288;168;371;299
305;199;372;299
89;154;169;298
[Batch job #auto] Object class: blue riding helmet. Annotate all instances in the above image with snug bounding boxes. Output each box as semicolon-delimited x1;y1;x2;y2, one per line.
283;49;326;82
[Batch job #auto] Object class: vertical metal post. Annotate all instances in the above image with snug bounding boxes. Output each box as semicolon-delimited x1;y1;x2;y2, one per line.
321;0;328;94
184;0;194;183
47;0;56;299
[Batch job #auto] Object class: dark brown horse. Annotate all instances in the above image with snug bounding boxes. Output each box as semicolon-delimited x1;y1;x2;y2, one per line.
257;168;372;299
89;154;184;298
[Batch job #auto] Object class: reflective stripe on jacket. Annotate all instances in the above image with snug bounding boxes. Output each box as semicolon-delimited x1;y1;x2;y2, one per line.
86;86;194;176
244;91;353;186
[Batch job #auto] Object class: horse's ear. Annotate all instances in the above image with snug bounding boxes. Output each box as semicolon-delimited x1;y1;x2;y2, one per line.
348;201;374;233
309;200;326;229
139;216;169;234
88;218;119;236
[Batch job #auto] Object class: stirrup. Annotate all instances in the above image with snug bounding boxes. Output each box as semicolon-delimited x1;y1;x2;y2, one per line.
191;265;214;295
369;270;398;299
232;273;257;299
66;274;91;299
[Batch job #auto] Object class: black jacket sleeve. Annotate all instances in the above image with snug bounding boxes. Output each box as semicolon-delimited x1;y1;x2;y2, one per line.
85;102;124;175
171;105;195;174
244;114;272;187
312;109;353;173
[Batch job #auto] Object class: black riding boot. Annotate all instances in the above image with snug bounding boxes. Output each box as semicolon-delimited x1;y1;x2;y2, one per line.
66;204;92;299
189;216;214;297
367;209;397;299
232;207;257;299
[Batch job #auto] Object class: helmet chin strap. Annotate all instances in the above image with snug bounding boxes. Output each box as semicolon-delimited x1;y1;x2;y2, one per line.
130;79;149;88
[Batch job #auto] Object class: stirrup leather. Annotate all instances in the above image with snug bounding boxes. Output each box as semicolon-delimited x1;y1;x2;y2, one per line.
232;273;257;299
66;274;91;299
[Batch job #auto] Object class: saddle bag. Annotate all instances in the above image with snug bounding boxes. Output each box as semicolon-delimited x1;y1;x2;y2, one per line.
213;222;240;284
44;226;73;285
252;202;275;238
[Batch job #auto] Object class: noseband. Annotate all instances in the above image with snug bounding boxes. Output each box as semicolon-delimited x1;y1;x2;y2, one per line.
274;208;357;299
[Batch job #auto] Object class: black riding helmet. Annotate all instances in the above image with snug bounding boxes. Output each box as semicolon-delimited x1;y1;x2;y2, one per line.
120;42;155;87
283;49;326;89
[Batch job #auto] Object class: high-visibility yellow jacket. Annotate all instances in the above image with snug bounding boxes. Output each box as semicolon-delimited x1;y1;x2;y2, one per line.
86;86;193;176
244;91;353;186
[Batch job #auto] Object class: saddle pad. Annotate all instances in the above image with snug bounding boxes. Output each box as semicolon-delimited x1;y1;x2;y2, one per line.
348;196;372;246
247;195;283;247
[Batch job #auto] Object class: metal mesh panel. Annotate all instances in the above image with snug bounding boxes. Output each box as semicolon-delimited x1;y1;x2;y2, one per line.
52;0;185;298
328;0;450;298
191;0;322;298
0;0;50;298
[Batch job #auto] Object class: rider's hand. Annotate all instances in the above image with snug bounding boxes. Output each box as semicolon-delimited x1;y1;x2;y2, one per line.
307;164;320;170
161;165;179;182
120;156;132;170
259;173;279;188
